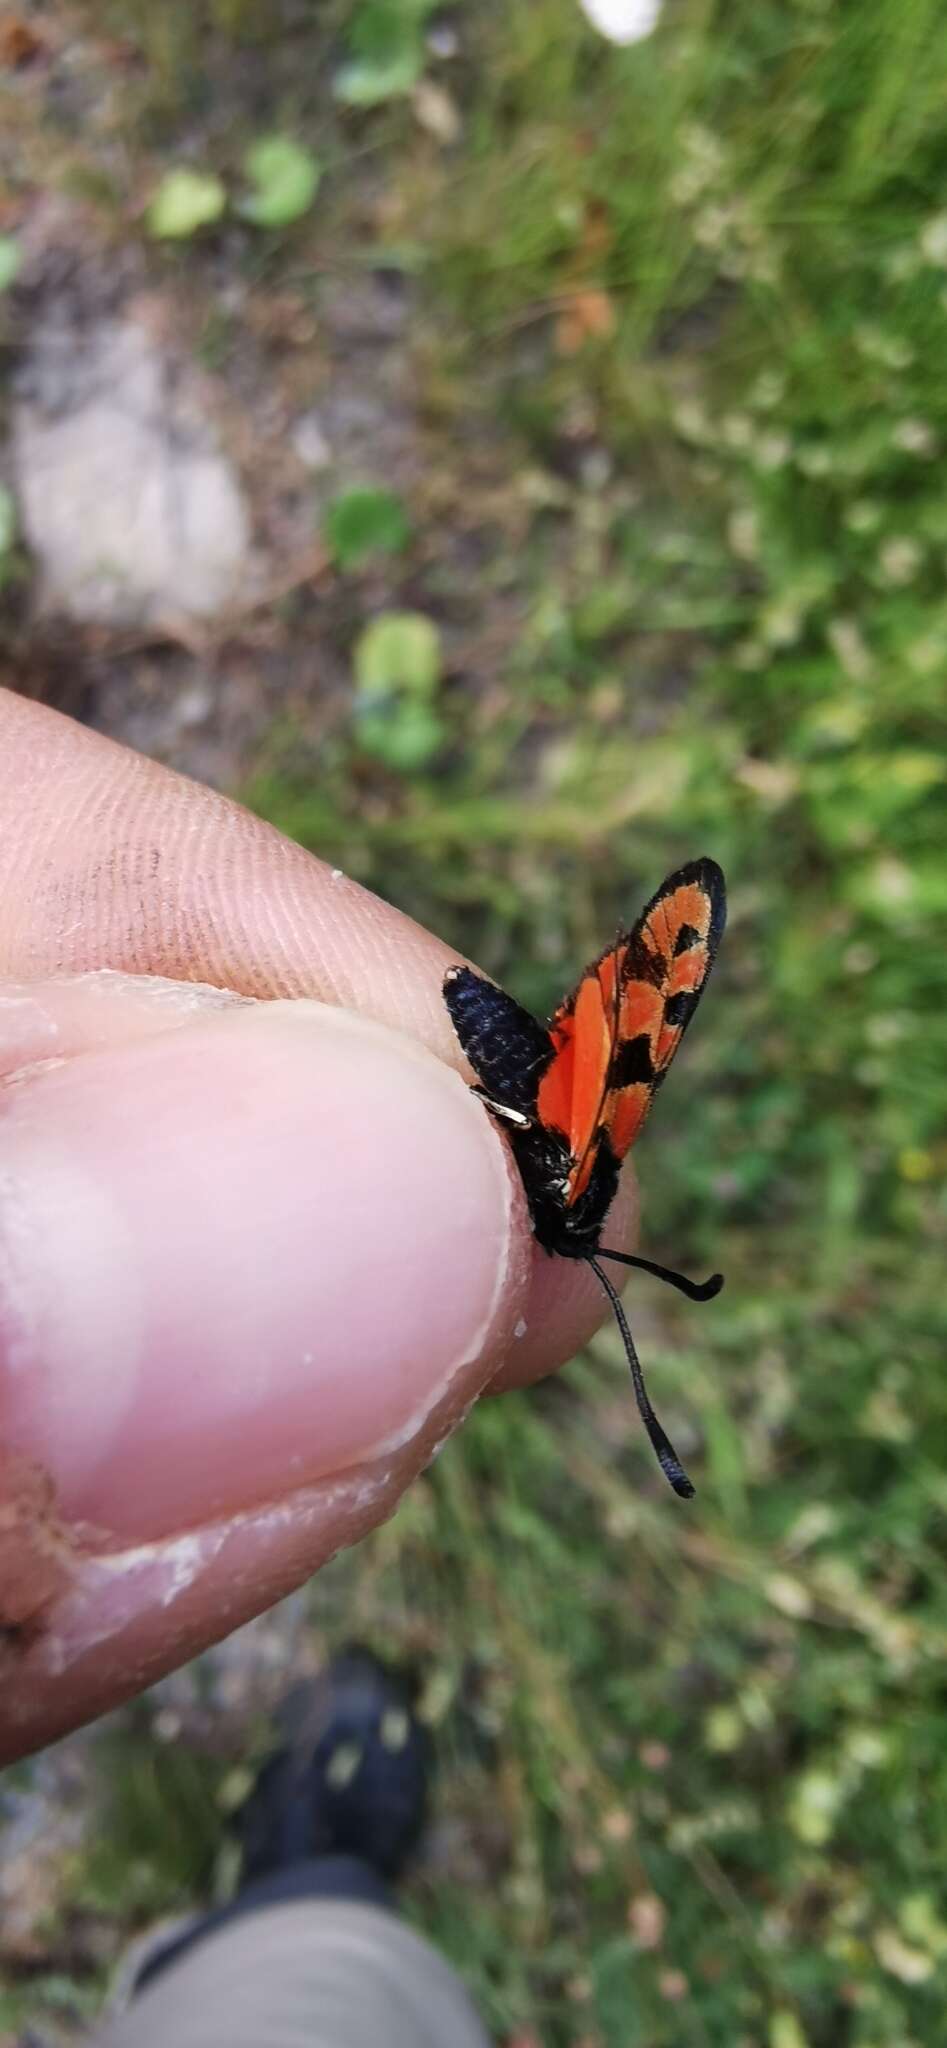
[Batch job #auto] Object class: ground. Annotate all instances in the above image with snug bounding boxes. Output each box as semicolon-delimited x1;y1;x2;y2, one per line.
0;5;946;2046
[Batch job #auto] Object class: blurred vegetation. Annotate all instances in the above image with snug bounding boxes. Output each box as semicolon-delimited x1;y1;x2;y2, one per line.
3;2;947;2045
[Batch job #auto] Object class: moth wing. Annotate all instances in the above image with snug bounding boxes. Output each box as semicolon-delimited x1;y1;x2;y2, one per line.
443;966;552;1119
605;857;727;1163
445;860;725;1214
535;859;725;1207
535;942;625;1202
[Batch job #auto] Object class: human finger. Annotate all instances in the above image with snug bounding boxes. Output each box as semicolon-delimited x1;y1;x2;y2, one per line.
0;980;529;1760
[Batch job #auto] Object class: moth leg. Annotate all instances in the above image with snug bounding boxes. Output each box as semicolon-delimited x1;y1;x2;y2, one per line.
471;1088;533;1130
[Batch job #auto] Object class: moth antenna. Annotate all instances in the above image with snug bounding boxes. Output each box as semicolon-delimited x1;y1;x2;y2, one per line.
596;1247;723;1304
586;1255;695;1500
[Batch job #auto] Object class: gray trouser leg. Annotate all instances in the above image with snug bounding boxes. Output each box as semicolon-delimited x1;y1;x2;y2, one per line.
94;1900;492;2048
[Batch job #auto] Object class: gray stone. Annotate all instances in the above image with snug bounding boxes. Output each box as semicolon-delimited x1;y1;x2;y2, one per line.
291;409;333;471
11;313;253;627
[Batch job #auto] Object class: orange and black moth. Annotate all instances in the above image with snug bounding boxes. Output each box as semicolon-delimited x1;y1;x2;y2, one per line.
444;859;726;1499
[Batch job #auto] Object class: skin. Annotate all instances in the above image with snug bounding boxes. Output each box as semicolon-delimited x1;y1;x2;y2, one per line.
0;688;637;1763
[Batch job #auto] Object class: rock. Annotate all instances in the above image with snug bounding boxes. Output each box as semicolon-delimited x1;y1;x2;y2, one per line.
291;409;333;471
11;311;253;627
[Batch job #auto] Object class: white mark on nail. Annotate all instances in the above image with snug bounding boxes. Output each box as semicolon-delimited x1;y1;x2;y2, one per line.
157;1533;213;1606
514;1318;528;1339
20;1467;397;1693
2;1055;69;1088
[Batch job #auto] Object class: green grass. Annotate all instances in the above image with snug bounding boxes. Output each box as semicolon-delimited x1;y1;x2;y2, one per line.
7;2;947;2044
248;6;947;2041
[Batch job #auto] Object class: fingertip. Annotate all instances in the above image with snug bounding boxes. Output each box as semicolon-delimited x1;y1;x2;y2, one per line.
0;991;536;1760
0;998;529;1544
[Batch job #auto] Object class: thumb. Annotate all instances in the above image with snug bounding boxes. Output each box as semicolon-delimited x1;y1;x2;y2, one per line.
0;974;526;1760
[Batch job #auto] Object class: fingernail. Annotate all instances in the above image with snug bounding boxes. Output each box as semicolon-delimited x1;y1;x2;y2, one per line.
0;1002;519;1543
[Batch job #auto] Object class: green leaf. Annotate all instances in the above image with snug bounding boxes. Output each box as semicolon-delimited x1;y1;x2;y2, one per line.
334;50;422;105
334;0;429;105
0;485;16;556
356;698;444;771
349;0;434;52
239;136;321;229
770;2014;809;2048
146;168;226;240
354;611;442;698
353;611;444;769
0;237;20;293
326;487;410;568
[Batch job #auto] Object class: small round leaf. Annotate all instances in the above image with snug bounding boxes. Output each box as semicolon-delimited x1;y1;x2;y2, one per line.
147;168;226;240
326;487;410;568
0;485;17;554
354;612;442;699
357;699;444;771
334;51;422;105
240;137;321;228
0;237;21;293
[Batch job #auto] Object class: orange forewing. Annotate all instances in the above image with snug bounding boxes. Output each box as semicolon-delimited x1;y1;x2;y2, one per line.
566;965;615;1172
646;879;711;961
535;872;720;1209
537;948;623;1200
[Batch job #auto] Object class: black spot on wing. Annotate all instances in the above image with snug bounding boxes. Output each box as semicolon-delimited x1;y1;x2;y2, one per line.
673;922;700;956
443;967;552;1118
610;1033;655;1087
633;858;727;965
625;933;666;989
664;989;699;1030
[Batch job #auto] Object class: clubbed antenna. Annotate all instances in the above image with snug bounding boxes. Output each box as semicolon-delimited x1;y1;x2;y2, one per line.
596;1246;723;1303
586;1255;695;1500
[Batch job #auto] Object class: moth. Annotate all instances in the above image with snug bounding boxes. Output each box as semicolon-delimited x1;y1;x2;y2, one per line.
444;859;726;1497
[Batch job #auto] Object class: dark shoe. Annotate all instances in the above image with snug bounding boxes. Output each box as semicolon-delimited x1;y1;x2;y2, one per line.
118;1647;429;2005
238;1644;429;1886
